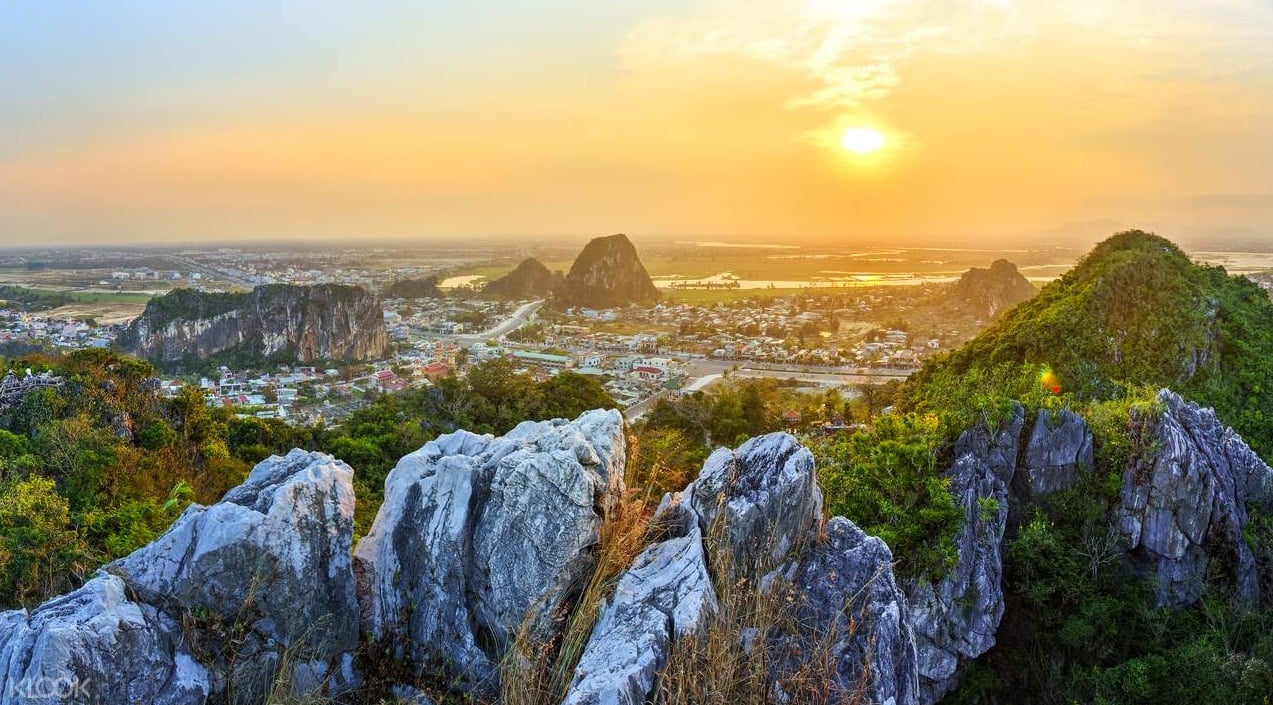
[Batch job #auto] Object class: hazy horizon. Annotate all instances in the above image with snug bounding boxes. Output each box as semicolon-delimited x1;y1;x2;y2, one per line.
3;2;1272;247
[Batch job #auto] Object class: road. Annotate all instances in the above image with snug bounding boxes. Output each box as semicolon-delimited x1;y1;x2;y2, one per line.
457;300;543;345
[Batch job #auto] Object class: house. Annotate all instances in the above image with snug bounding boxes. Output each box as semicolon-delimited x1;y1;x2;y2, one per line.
420;362;451;382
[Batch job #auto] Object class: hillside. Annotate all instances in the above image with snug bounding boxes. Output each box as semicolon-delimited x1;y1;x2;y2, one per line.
384;276;442;299
483;257;560;299
119;284;387;366
906;230;1273;459
553;234;660;308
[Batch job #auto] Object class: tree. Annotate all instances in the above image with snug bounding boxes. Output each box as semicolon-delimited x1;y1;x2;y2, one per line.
0;476;91;608
538;372;617;419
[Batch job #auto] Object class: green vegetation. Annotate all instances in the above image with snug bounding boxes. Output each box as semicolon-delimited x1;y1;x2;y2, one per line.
0;350;254;609
0;285;73;311
907;230;1273;460
816;413;961;581
897;232;1273;703
0;285;153;310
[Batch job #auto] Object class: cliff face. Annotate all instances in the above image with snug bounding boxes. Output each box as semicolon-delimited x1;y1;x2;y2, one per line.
1117;390;1273;607
949;259;1036;318
120;284;387;364
554;234;660;308
483;258;560;299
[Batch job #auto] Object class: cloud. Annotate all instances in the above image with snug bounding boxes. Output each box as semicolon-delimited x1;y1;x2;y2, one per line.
620;0;1273;118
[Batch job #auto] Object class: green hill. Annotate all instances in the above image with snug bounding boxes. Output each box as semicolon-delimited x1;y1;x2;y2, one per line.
905;230;1273;459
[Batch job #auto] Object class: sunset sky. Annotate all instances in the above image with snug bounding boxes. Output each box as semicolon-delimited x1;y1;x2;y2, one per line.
2;1;1271;246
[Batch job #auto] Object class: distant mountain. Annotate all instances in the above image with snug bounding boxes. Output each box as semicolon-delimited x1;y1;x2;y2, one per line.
483;258;560;299
384;276;442;300
908;230;1273;458
948;259;1037;318
554;234;660;308
119;284;387;366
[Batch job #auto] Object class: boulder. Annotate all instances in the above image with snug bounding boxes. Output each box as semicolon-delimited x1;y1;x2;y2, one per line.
687;433;822;576
768;517;920;705
0;575;209;705
562;499;716;705
1021;408;1094;496
354;409;626;693
0;449;357;703
1116;390;1273;607
908;404;1023;704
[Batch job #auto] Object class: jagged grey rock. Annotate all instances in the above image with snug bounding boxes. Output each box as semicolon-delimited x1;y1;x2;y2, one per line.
1021;408;1094;496
0;449;356;703
0;575;209;705
908;404;1023;705
768;517;920;705
112;448;359;697
562;499;716;705
1116;390;1273;607
687;433;822;575
354;409;626;693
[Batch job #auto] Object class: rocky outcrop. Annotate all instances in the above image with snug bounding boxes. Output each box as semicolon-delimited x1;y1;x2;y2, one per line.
554;234;660;309
565;432;918;705
0;575;209;705
0;450;359;703
562;500;716;705
949;259;1036;318
1116;389;1273;607
484;258;561;299
354;410;626;693
908;405;1023;705
120;284;387;364
768;517;920;705
687;434;823;575
1020;408;1094;497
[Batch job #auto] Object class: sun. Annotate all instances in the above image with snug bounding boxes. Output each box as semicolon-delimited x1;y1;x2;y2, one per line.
840;127;886;155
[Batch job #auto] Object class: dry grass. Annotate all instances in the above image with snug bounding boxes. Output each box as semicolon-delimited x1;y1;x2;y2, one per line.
655;463;868;705
498;434;656;705
655;552;870;705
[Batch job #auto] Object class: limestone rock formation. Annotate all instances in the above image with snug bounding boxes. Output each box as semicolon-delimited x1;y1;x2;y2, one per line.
0;575;209;705
554;234;660;308
1020;408;1094;496
687;433;823;575
0;450;359;703
948;259;1037;319
1116;389;1273;607
769;517;920;705
908;405;1023;705
354;410;627;693
562;500;717;705
484;258;561;299
564;432;918;705
120;284;387;364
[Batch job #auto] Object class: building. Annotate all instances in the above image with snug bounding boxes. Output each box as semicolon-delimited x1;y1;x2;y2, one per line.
511;350;573;369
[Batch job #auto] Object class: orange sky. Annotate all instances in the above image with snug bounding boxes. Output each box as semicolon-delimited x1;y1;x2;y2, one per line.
1;1;1271;246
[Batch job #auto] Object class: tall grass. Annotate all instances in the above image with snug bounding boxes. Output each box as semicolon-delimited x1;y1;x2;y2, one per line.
498;480;653;705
